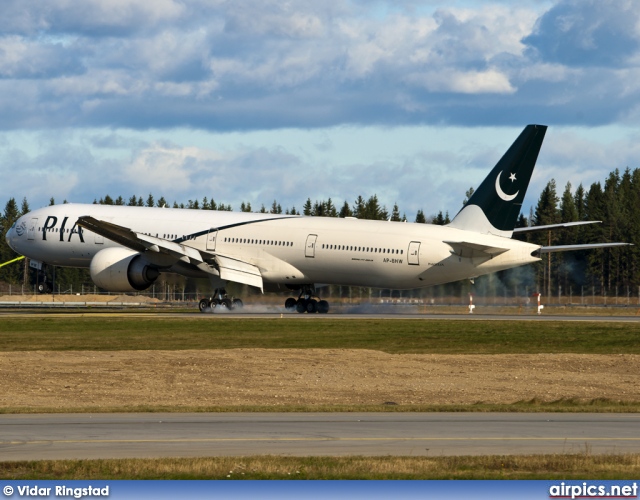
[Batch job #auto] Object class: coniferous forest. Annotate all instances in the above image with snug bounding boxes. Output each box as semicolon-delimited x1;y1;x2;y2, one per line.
1;167;639;302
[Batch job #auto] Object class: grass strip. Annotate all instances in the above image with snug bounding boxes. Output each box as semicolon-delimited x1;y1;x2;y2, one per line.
1;317;639;354
2;399;640;414
2;454;640;480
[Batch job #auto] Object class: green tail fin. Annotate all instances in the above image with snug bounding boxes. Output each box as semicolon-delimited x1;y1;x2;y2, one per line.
448;124;547;237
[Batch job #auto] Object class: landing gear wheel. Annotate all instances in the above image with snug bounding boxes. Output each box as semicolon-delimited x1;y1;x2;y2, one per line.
219;298;233;310
290;286;328;313
284;297;297;311
198;299;211;312
306;299;318;313
232;298;243;309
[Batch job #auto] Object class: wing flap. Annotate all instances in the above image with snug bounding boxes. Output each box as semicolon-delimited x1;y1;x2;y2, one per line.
215;255;263;291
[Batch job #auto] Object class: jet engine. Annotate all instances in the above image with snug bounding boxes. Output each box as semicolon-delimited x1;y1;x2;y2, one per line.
90;247;159;292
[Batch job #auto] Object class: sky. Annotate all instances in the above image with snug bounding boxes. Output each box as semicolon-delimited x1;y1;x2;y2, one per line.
2;0;640;219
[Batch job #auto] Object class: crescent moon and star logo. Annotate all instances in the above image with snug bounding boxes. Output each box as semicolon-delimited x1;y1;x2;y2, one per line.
15;221;27;236
495;171;519;202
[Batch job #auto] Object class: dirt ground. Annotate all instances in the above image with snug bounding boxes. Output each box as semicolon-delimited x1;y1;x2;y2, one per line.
0;294;159;303
0;350;637;409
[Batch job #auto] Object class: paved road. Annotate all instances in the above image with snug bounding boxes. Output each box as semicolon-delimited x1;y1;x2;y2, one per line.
1;413;638;461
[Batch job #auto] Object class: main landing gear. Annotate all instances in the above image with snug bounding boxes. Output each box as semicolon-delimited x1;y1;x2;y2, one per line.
284;287;329;314
198;288;243;312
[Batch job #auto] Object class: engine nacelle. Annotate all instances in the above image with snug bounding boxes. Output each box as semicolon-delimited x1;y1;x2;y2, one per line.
90;248;160;292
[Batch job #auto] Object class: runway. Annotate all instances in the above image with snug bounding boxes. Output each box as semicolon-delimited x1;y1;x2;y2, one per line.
188;311;640;322
1;413;639;461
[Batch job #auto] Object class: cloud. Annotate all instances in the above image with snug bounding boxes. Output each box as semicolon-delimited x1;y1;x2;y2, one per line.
0;0;187;36
524;0;640;68
1;1;640;131
0;2;547;131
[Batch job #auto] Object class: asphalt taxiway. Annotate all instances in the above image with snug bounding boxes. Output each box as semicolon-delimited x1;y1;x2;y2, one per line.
1;413;639;461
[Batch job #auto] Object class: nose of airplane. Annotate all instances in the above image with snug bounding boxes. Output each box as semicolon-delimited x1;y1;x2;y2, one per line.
5;221;17;252
5;225;13;248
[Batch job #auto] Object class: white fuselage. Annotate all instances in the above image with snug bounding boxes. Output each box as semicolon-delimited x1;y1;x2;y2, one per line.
6;204;541;290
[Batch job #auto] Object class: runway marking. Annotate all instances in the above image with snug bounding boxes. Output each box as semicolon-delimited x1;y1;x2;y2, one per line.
4;437;640;445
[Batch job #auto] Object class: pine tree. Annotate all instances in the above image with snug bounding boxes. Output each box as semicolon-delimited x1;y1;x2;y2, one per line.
558;182;579;292
270;200;281;214
326;198;337;217
364;195;382;220
339;200;352;218
146;193;154;208
20;197;30;216
415;209;426;223
2;198;19;226
353;196;366;219
533;179;560;295
390;203;401;222
303;198;312;216
584;182;605;290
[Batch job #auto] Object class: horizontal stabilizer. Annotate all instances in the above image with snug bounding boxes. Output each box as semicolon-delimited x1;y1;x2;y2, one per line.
445;241;510;259
514;221;601;234
536;242;632;254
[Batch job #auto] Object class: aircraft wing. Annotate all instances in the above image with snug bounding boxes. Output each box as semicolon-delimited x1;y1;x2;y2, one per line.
444;241;510;259
77;216;264;291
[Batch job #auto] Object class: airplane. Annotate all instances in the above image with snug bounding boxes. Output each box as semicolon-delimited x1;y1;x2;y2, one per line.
4;124;630;313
